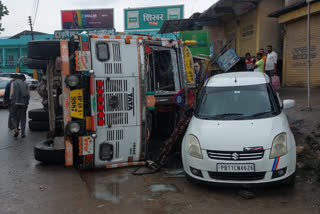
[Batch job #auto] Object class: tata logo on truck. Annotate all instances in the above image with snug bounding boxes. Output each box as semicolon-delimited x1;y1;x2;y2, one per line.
127;92;134;111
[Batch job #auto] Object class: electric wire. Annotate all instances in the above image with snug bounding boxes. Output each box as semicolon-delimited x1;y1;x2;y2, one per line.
33;0;40;28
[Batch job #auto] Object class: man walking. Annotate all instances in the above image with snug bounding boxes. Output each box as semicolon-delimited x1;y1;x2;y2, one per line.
4;74;18;130
265;45;278;78
10;74;30;138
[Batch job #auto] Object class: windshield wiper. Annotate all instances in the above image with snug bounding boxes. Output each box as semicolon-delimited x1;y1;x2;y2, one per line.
199;113;244;120
235;111;276;120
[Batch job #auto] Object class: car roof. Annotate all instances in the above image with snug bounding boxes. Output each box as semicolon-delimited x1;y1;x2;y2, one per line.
206;72;270;87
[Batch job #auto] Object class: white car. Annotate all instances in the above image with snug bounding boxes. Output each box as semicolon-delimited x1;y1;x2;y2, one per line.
22;74;39;89
182;72;296;186
0;73;38;89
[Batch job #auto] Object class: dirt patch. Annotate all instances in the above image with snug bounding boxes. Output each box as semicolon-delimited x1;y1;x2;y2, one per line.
291;120;320;182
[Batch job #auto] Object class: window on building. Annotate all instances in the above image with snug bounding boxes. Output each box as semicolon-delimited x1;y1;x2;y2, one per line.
6;55;14;66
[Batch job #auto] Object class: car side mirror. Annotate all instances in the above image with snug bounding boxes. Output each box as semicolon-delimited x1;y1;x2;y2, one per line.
283;99;295;109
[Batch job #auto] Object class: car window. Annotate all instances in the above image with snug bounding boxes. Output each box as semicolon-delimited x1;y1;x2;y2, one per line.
0;80;10;89
195;83;281;120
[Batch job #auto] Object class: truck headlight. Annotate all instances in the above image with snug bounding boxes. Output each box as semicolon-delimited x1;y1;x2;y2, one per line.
270;133;287;159
66;122;81;134
188;135;203;159
65;75;80;88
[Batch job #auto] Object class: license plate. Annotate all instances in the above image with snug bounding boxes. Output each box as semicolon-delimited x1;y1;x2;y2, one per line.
70;89;84;119
217;163;255;172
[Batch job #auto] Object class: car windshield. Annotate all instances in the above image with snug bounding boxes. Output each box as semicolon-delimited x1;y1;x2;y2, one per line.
195;83;281;120
0;80;10;89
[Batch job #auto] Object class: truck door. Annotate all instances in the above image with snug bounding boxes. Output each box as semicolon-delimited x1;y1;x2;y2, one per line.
91;39;142;167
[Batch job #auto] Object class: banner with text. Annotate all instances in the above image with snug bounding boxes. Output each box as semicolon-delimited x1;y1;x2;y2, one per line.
124;5;184;32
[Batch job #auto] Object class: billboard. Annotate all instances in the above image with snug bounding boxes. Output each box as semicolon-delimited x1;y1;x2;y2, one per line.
61;9;114;29
124;5;184;32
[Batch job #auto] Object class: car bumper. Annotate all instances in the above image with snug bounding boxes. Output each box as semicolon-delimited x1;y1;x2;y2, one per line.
182;148;296;184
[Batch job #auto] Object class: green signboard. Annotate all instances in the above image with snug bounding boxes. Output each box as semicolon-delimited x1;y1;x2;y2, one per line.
124;5;184;32
180;30;210;56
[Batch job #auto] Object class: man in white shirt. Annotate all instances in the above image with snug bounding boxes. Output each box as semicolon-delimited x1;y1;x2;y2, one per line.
265;45;278;78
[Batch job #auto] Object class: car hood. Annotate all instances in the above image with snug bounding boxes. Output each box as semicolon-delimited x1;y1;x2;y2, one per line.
186;113;289;151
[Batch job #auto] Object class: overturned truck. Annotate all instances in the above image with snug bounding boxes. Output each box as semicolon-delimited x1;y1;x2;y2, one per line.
27;33;196;169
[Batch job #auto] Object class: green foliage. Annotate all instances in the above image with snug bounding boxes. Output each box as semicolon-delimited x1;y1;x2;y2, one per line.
0;1;9;32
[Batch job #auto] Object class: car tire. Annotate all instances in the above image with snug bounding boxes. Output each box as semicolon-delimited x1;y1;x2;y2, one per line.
28;40;61;60
24;58;48;69
29;120;49;131
28;108;49;121
185;172;202;185
285;172;296;187
34;139;65;164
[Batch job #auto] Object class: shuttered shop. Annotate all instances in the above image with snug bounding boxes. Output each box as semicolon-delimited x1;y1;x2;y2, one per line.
285;14;320;86
239;10;257;57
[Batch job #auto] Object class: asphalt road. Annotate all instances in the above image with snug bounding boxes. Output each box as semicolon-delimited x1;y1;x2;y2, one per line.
0;91;319;214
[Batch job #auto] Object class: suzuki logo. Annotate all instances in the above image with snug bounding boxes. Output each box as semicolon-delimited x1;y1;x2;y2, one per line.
232;153;239;160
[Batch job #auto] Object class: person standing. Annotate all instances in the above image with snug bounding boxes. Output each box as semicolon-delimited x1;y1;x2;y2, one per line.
259;48;267;71
254;53;264;73
10;74;30;138
4;74;18;130
265;45;278;78
245;52;255;71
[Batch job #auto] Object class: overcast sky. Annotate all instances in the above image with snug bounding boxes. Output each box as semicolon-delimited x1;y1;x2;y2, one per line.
1;0;217;36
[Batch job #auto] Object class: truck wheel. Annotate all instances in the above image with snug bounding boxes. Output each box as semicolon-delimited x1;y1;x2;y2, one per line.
28;108;49;121
29;120;49;131
34;139;65;164
24;58;48;69
28;40;61;60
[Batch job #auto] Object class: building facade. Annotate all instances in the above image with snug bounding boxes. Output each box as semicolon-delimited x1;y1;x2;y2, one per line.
0;31;53;75
201;0;284;58
270;0;320;87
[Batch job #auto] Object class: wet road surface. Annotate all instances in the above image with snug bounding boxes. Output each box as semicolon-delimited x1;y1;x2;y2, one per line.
0;91;320;214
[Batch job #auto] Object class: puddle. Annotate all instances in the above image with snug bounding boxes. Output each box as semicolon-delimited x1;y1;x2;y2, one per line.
150;184;177;193
80;169;179;205
81;171;129;204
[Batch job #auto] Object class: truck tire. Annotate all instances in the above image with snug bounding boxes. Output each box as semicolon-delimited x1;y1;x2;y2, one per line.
28;40;61;60
28;108;49;121
29;120;49;131
34;139;65;164
24;58;48;69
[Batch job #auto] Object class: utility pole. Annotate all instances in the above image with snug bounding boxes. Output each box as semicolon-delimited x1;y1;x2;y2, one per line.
28;16;34;40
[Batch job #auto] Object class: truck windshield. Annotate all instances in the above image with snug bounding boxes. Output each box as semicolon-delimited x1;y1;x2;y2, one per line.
195;84;281;120
148;48;180;93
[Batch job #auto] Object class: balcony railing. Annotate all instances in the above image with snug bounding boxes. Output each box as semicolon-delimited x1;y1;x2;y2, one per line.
0;61;17;67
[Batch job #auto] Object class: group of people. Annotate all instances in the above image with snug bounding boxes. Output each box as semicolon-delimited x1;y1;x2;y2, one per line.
4;74;30;138
245;45;278;78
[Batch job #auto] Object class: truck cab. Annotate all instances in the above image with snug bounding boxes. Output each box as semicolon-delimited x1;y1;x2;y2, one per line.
28;33;195;169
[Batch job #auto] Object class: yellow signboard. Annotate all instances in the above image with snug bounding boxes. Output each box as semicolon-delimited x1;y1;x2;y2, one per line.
70;89;84;119
184;46;195;85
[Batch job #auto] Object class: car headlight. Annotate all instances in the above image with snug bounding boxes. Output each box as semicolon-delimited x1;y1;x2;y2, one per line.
187;135;203;159
65;75;80;88
66;122;81;134
269;133;287;159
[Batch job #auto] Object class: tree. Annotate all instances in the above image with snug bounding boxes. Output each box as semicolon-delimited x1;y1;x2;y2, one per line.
0;1;9;32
